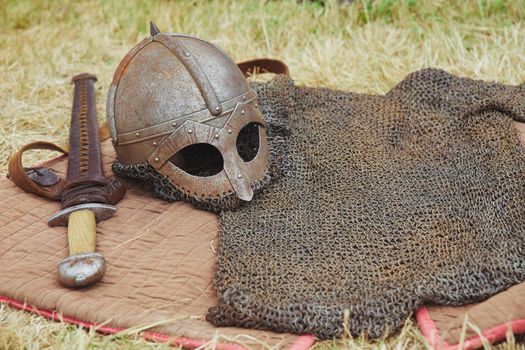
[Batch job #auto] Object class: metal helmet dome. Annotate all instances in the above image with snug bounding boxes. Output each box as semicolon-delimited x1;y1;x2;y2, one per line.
107;22;270;210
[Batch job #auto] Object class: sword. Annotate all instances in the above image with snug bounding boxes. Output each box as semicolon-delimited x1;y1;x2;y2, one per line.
48;73;125;288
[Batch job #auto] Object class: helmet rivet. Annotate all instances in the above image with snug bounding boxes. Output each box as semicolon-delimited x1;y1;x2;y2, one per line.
241;110;245;115
215;106;220;112
172;122;177;127
228;129;232;134
242;95;247;100
154;157;159;162
237;174;242;179
214;134;219;139
153;141;157;146
188;129;193;134
135;132;140;137
184;51;190;57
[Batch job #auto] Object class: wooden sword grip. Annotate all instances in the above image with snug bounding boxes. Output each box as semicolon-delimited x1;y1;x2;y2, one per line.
67;209;97;255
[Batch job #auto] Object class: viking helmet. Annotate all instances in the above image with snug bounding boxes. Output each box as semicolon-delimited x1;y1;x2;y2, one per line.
107;23;270;211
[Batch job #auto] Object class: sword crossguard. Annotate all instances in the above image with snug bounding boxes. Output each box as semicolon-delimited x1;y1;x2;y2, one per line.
48;203;116;227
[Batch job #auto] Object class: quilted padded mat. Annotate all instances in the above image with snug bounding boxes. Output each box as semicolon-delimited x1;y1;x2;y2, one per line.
0;139;313;350
418;282;525;349
3;130;525;350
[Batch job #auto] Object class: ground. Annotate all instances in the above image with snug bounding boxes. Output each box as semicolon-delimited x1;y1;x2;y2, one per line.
1;0;525;349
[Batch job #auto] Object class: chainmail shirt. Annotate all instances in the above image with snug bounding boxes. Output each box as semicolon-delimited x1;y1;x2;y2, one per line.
207;69;525;338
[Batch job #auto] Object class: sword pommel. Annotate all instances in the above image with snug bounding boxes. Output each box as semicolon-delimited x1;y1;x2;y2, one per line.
58;252;106;288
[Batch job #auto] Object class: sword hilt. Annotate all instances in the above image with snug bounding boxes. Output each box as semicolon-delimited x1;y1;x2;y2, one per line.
57;209;106;288
50;203;115;288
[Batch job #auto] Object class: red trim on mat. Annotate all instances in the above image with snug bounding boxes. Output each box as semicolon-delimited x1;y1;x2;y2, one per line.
0;295;314;350
416;306;525;350
288;334;316;350
416;306;451;349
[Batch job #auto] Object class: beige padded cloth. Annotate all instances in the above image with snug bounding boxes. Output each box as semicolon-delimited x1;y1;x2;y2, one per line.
0;140;302;349
426;282;525;344
4;124;525;350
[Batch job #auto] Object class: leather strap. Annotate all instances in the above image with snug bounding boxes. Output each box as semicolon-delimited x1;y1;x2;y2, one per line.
8;141;68;200
237;58;289;77
7;122;113;201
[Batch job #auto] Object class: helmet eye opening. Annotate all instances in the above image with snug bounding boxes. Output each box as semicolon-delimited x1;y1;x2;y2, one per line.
236;122;261;162
169;143;223;177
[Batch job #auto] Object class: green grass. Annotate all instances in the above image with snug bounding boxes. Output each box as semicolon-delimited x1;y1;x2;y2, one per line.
1;0;525;348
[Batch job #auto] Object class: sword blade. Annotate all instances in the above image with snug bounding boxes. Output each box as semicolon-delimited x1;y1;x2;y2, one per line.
66;73;104;184
59;74;114;209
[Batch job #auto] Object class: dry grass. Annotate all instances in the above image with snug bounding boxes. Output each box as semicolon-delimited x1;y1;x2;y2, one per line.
1;0;525;348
